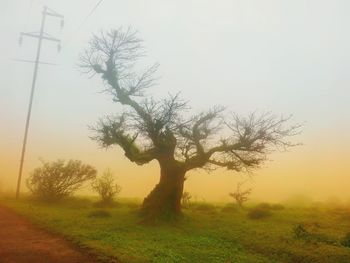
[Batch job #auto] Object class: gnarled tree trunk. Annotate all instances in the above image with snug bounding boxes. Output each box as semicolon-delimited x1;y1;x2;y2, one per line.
141;161;186;221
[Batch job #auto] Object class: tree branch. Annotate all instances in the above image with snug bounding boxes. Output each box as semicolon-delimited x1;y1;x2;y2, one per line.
91;115;157;165
185;112;301;171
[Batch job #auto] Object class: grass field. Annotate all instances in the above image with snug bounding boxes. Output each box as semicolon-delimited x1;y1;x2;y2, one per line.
1;197;350;263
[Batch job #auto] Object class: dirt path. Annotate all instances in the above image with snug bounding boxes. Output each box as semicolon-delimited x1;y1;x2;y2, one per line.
0;205;102;263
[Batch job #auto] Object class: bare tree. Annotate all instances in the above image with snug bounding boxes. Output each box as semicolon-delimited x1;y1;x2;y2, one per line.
81;28;301;221
229;181;252;208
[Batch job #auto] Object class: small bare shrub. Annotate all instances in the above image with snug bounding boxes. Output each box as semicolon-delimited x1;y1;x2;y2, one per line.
92;169;121;204
229;182;252;208
181;191;192;207
26;159;97;202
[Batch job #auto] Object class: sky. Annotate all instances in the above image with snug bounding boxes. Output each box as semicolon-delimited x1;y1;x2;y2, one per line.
0;0;349;202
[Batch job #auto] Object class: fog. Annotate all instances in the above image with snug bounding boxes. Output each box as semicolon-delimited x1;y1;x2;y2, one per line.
0;0;349;202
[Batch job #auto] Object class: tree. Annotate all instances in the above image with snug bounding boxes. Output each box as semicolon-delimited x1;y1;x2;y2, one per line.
92;169;122;204
229;181;252;208
26;159;97;201
81;28;301;221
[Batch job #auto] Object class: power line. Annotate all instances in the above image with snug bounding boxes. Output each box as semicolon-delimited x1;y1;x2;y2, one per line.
23;0;34;32
62;0;105;48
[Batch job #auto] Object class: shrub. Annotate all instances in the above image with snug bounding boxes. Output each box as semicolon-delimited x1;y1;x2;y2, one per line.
92;169;121;204
341;232;350;248
88;210;111;218
26;159;97;202
247;205;272;219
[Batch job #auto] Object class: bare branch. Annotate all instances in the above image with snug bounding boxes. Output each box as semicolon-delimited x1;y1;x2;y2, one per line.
183;112;301;171
177;106;225;168
120;63;159;97
90;115;157;165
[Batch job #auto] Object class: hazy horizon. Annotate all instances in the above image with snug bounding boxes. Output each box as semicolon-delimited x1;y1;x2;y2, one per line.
1;0;349;203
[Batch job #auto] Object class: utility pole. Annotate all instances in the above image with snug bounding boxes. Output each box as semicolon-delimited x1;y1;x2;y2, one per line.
16;6;64;199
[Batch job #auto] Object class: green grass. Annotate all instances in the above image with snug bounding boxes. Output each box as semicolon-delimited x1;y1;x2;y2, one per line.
2;197;350;263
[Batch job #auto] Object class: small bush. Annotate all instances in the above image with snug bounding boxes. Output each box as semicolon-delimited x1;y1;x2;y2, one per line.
341;232;350;248
247;206;272;219
26;159;97;202
92;169;121;204
88;209;111;218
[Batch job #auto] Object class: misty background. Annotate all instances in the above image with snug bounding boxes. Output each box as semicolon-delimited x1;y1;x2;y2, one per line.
0;0;349;202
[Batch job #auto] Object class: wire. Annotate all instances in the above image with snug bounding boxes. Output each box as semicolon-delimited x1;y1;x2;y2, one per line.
23;0;35;32
62;0;105;48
